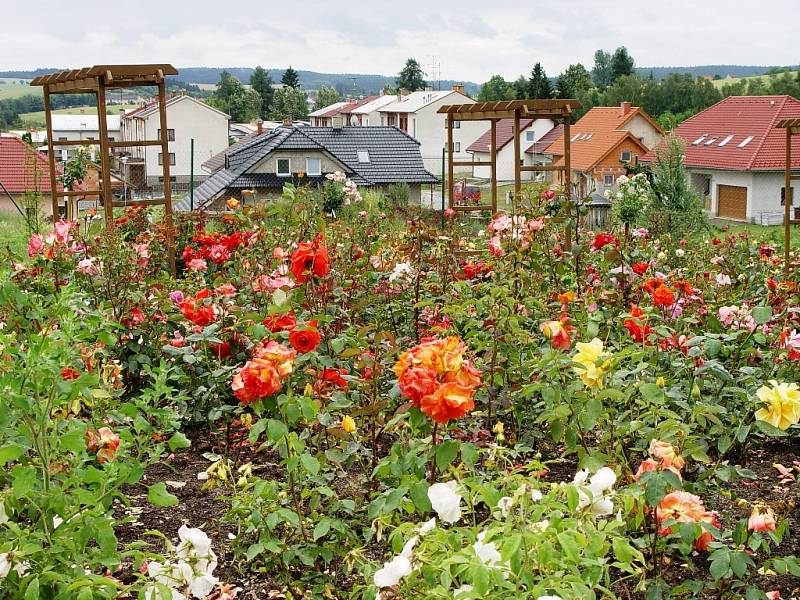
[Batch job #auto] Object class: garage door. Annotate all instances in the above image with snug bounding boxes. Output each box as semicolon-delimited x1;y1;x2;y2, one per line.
717;185;747;220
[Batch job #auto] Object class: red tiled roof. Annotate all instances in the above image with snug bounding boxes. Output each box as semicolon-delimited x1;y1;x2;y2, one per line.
640;95;800;170
525;124;564;154
0;136;62;194
466;118;534;153
339;96;380;114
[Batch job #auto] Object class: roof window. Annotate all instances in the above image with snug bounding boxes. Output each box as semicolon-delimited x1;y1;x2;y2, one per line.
357;150;370;163
717;135;734;147
737;136;754;148
692;135;707;145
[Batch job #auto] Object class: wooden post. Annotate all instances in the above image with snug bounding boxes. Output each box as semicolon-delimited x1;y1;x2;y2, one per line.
513;109;521;202
96;78;114;227
785;126;792;277
490;118;497;212
563;118;572;248
157;77;176;274
447;112;454;209
43;86;60;220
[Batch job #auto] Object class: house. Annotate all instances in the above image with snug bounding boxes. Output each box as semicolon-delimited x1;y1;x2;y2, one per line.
50;113;122;162
229;122;258;142
641;95;800;223
0;134;61;216
546;102;663;196
466;119;557;182
378;86;485;174
308;102;352;127
175;124;438;211
339;95;397;126
118;93;230;189
525;124;564;175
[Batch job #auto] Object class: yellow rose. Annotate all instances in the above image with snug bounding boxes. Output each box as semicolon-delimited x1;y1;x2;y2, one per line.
341;415;357;433
226;198;240;210
656;376;666;387
755;381;800;430
573;338;611;389
576;362;606;389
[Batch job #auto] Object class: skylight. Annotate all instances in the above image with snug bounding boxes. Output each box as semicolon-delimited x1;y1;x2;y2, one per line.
692;135;707;145
717;135;734;147
570;133;581;142
737;136;754;148
704;138;717;146
357;150;370;163
584;133;593;140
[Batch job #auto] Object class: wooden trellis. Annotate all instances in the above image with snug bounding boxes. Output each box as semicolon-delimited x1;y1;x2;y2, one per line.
437;99;580;211
776;118;800;276
31;64;178;273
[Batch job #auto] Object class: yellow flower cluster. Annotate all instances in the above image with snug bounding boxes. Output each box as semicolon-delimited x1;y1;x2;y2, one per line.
755;381;800;430
572;338;612;389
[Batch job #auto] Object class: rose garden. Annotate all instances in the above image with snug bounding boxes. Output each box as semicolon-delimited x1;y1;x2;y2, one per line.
0;165;799;599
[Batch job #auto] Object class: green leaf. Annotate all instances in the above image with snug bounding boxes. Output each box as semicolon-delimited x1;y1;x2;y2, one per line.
313;518;331;541
639;382;665;404
754;419;789;437
0;443;25;466
147;482;179;507
266;419;289;442
435;440;459;472
272;289;288;306
300;453;320;476
24;578;39;600
709;553;730;579
167;432;191;451
410;480;432;514
751;306;772;325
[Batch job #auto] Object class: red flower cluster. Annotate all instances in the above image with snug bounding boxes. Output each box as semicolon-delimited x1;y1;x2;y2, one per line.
179;289;216;326
393;337;481;424
290;236;330;283
623;305;653;343
643;278;675;308
591;232;617;251
231;341;296;404
264;311;297;332
289;327;322;354
457;260;492;281
182;230;253;266
631;261;649;276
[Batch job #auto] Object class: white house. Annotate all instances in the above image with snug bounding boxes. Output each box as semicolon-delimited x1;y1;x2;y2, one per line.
342;95;397;126
377;86;485;175
49;113;122;162
308;101;351;127
466;118;557;182
119;93;229;188
641;95;800;224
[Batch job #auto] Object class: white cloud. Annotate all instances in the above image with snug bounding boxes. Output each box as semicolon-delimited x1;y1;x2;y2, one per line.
2;0;797;82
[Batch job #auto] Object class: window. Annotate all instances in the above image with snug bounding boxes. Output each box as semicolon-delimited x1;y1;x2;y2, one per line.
305;158;321;176
158;152;176;165
158;176;177;183
526;131;536;142
718;135;734;147
620;150;632;162
454;142;461;152
604;175;614;186
737;135;754;148
781;187;796;206
387;114;396;127
399;115;408;132
356;150;370;164
158;128;175;141
276;158;291;176
58;137;67;141
444;120;461;129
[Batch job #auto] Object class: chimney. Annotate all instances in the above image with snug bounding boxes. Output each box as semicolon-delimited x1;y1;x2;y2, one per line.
620;101;632;116
452;84;465;95
424;85;433;92
282;118;293;127
256;118;264;134
331;115;344;129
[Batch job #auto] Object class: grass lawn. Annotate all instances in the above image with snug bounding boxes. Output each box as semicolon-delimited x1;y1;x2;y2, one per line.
710;70;799;89
0;213;31;257
18;104;139;127
0;78;38;100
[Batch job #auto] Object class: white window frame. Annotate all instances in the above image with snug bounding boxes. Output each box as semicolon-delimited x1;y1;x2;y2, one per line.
525;130;536;142
305;158;321;176
454;142;461;152
604;175;614;186
444;120;461;129
620;150;632;162
276;158;291;177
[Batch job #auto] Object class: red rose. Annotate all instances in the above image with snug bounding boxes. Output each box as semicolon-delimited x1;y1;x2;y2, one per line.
652;285;675;308
591;232;617;251
289;327;322;354
632;262;649;275
290;238;330;283
264;311;297;332
61;366;80;380
180;290;216;326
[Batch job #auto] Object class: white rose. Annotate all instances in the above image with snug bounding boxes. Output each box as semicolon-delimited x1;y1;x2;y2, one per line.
428;481;462;524
374;555;412;588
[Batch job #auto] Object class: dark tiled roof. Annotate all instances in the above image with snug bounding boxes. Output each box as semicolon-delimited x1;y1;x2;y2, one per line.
202;130;262;173
178;125;438;211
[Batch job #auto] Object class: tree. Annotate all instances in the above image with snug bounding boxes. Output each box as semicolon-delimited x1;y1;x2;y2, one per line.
591;50;613;88
512;75;530;99
282;66;300;89
603;75;646;107
215;70;241;102
478;75;515;101
270;87;309;121
555;63;592;99
250;66;274;120
396;58;426;92
314;85;341;111
528;63;552;99
208;71;261;122
610;47;636;82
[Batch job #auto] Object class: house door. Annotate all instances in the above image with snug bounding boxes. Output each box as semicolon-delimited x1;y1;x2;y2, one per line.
717;185;747;220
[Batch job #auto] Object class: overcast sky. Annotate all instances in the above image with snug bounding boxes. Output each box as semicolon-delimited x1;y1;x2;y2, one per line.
3;0;798;81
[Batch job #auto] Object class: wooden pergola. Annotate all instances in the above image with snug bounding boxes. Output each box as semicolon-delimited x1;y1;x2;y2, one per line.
436;99;581;213
31;64;178;272
775;118;800;276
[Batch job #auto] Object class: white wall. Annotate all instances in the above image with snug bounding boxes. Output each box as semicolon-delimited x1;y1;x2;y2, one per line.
621;113;662;149
142;98;229;182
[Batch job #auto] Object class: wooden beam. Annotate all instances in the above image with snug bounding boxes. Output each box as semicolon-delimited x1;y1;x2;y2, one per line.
514;109;521;201
51;139;101;147
452;161;492;167
108;140;163;148
520;165;566;172
490;118;497;213
112;198;166;207
96;80;115;229
157;78;176;274
55;190;104;198
785;126;792;277
564;118;572;247
447;113;455;210
42;86;60;219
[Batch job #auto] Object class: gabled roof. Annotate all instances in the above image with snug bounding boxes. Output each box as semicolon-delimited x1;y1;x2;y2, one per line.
348;95;397;115
203;130;264;174
339;96;379;114
379;90;466;114
550;130;649;171
0;135;62;193
51;114;121;132
640;95;800;171
180;125;438;210
124;94;230;120
466;118;534;153
526;124;564;154
308;101;352;118
547;104;662;158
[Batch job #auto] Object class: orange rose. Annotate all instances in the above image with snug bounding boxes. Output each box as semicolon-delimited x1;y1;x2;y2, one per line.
398;366;439;407
419;382;475;424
